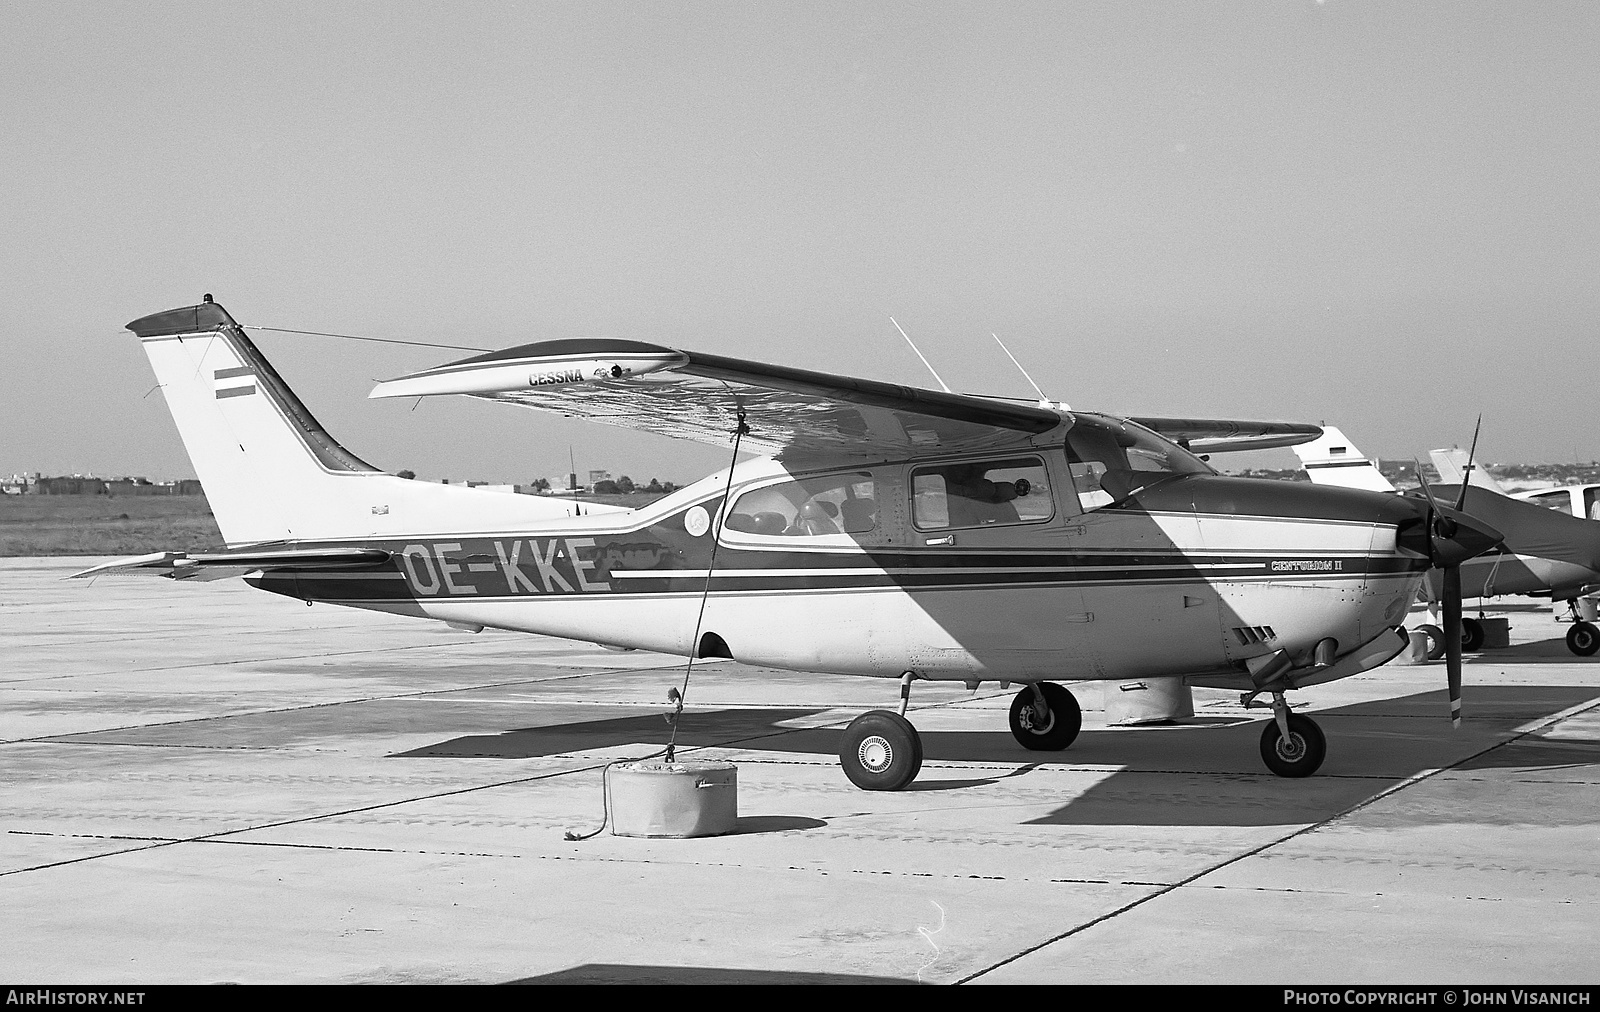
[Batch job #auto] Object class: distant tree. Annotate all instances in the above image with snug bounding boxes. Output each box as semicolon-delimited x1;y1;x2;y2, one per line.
396;469;416;480
617;475;635;493
645;478;663;493
662;480;677;493
530;477;551;492
594;479;620;494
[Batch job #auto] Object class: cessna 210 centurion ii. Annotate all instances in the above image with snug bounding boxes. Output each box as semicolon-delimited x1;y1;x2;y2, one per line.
78;298;1502;790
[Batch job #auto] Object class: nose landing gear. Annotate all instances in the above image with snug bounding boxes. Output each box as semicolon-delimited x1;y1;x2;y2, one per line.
1249;691;1326;778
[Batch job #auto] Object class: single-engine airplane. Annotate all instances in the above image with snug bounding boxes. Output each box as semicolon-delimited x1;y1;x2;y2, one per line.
77;299;1502;788
1295;430;1600;655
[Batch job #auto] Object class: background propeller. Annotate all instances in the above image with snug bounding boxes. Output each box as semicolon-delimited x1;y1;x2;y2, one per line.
1410;417;1493;728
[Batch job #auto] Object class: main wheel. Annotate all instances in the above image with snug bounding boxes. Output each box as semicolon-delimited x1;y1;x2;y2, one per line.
1008;682;1082;751
1461;617;1485;652
1418;624;1447;661
1567;622;1600;657
1259;713;1326;778
839;710;923;791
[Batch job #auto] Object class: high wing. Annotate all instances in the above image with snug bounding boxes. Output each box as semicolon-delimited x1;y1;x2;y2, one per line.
371;338;1063;461
1128;416;1324;454
70;547;391;582
370;338;1322;462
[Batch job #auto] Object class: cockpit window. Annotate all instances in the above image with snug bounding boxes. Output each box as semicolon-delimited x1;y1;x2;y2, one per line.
725;473;878;538
911;457;1052;530
1065;413;1212;511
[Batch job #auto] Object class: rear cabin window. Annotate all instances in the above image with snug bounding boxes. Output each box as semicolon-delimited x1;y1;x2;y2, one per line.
911;458;1052;530
725;473;878;538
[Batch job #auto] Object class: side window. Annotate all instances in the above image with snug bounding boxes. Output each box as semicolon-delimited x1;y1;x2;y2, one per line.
725;473;878;538
911;458;1052;530
1586;488;1600;521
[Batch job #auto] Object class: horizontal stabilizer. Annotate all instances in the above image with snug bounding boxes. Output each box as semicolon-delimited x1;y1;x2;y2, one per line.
70;546;391;582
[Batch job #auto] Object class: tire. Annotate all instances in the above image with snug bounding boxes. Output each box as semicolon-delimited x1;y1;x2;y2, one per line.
1418;624;1446;661
839;710;923;791
1008;682;1082;751
1461;617;1485;653
1259;713;1327;778
1567;622;1600;657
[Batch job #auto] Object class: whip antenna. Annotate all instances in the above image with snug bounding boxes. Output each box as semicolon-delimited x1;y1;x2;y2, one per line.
991;332;1052;405
889;318;951;393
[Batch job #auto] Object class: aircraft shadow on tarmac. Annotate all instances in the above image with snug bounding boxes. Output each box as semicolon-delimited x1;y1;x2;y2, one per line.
1459;635;1600;662
396;686;1598;828
509;963;917;984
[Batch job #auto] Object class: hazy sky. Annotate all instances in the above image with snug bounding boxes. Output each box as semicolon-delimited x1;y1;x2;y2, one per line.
4;2;1597;484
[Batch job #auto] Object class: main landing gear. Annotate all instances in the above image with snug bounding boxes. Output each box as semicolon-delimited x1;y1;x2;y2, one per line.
837;676;1084;791
1417;617;1485;659
1565;601;1600;656
1007;682;1082;751
1247;690;1326;778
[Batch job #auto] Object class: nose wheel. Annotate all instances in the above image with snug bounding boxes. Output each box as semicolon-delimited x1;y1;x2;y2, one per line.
1259;711;1326;778
1008;682;1082;751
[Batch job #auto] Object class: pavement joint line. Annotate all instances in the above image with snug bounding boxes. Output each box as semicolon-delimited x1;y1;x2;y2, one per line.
0;760;611;879
7;827;1195;884
954;695;1600;985
0;711;875;878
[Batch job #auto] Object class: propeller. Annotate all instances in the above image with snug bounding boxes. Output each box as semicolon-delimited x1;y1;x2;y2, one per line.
1409;417;1494;728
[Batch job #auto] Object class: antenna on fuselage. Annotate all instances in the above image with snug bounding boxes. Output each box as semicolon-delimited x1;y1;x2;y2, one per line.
888;317;951;393
991;332;1065;409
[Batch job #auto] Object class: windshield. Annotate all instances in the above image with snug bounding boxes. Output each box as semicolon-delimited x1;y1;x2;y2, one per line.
1065;413;1213;510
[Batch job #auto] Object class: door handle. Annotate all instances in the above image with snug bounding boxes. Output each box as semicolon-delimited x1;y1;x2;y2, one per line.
925;535;956;547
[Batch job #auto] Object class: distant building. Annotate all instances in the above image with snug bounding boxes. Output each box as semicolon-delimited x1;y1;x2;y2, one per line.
29;475;203;496
37;476;107;495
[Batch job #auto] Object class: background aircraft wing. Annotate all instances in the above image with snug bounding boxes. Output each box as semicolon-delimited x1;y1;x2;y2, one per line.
1431;484;1600;571
1128;416;1323;454
371;338;1062;461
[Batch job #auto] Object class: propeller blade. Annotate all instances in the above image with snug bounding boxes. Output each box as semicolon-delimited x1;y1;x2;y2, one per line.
1455;415;1483;512
1443;564;1463;727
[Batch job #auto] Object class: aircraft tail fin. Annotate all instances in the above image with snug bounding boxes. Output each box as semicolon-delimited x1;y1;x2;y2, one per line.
1429;448;1506;493
126;298;620;547
1289;426;1395;493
